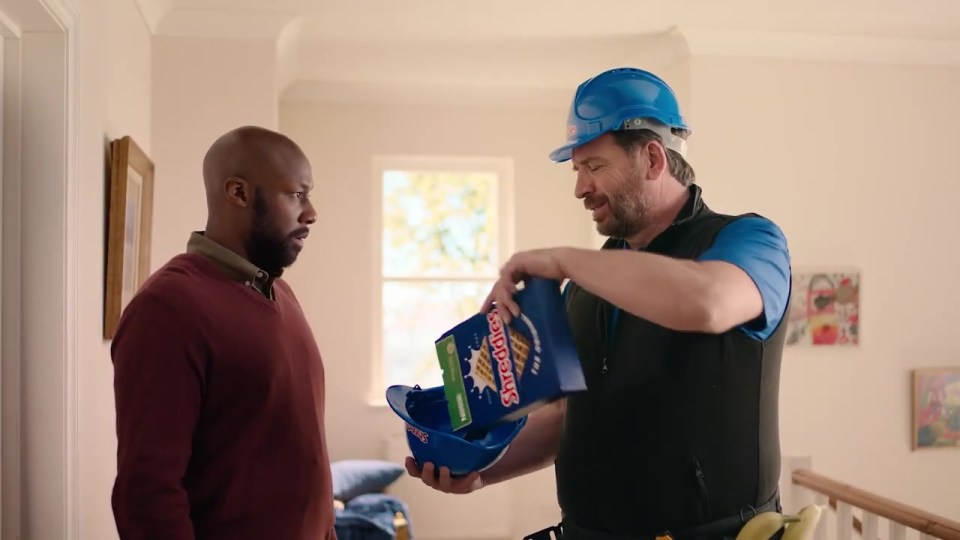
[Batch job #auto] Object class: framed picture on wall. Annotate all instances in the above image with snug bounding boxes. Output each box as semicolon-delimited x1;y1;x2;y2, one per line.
912;367;960;450
104;135;155;340
785;269;860;347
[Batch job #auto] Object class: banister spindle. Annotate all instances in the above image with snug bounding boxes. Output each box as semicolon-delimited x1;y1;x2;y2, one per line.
836;501;853;540
889;521;907;540
814;493;829;540
862;511;879;540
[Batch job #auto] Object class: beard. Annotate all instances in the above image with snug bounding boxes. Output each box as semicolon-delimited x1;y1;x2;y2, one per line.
598;189;648;239
245;190;303;275
594;167;649;240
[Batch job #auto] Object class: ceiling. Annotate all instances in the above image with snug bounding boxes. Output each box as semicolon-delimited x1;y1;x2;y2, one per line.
139;0;960;105
150;0;960;41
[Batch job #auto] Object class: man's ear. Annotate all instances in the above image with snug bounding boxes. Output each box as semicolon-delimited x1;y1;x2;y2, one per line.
642;141;668;181
224;176;251;208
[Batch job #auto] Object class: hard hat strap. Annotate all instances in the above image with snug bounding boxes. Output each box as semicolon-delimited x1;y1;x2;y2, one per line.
620;118;688;158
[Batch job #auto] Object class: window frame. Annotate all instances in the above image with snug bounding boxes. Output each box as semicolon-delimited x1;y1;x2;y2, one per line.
369;155;515;405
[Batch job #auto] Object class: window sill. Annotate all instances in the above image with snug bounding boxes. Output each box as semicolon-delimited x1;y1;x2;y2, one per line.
367;395;389;409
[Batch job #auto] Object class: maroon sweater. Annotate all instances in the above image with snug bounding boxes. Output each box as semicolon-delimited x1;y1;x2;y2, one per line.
111;253;336;539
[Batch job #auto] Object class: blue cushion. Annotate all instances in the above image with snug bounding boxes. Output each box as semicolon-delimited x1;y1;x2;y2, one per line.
331;460;405;502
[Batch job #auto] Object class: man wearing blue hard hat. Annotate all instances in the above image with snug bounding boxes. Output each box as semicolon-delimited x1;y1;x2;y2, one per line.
407;67;791;540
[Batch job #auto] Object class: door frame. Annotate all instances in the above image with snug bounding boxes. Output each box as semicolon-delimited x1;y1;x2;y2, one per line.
1;0;80;537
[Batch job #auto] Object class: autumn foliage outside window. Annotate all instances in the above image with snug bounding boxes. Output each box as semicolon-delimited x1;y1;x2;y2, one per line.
375;157;513;391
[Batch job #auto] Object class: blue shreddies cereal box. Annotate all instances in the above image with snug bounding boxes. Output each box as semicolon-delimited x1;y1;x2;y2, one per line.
435;278;587;432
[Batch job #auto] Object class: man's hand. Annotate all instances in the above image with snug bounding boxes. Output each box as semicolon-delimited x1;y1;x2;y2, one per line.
404;457;484;494
481;248;570;323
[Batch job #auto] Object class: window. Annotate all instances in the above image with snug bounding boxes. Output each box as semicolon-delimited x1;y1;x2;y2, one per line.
373;157;513;395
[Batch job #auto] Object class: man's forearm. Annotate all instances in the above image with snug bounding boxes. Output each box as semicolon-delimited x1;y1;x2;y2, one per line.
557;247;752;333
479;399;566;486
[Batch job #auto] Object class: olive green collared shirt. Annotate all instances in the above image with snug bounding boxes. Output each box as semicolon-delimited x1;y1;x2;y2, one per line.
187;232;277;299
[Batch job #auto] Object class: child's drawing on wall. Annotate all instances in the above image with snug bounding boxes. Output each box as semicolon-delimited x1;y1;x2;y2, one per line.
785;271;860;346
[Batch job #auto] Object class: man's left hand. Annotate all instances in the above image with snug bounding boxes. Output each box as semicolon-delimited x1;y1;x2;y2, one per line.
481;248;569;324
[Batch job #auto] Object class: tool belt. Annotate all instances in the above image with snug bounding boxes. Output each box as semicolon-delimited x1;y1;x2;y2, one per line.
525;491;781;540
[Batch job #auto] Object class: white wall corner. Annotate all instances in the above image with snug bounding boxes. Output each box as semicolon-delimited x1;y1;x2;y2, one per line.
133;0;171;34
680;27;960;68
275;17;305;102
0;8;20;37
39;0;79;25
779;455;814;514
155;8;298;40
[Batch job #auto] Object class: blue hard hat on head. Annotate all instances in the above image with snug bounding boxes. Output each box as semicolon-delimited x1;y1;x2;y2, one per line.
549;67;690;163
386;384;527;477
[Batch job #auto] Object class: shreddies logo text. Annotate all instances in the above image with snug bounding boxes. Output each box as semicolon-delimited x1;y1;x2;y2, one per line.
406;423;428;444
485;310;520;407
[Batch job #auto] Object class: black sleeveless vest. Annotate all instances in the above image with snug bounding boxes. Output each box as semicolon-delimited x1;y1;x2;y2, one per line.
555;185;788;535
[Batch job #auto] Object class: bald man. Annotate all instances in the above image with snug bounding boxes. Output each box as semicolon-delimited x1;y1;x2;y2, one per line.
111;126;336;539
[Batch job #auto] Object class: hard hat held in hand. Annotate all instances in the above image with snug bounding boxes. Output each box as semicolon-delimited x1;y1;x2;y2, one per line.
550;66;690;163
386;384;527;477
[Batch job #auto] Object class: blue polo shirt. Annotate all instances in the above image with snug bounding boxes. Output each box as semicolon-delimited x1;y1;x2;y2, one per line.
697;215;791;341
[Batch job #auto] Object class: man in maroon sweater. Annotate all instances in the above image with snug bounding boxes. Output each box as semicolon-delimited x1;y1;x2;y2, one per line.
111;125;336;539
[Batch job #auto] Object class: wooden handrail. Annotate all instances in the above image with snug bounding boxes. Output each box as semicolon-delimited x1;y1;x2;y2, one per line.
793;469;960;540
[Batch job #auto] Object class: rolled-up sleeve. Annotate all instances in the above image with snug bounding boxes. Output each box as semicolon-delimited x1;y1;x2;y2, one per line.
697;215;791;341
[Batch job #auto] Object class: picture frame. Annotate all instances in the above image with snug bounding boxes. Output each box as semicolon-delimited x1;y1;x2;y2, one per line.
104;135;155;340
785;268;860;347
912;367;960;450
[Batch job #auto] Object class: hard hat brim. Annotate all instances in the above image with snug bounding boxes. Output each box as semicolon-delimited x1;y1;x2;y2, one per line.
548;131;607;163
385;384;420;426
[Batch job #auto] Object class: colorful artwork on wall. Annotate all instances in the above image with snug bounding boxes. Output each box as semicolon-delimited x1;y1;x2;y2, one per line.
913;368;960;450
785;270;860;346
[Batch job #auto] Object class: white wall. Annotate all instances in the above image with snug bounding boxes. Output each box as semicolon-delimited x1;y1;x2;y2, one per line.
151;36;279;268
688;55;960;517
75;0;152;536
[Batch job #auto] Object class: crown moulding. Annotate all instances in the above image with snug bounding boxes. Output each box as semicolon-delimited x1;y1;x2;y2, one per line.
140;4;960;71
133;0;169;33
680;27;960;68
